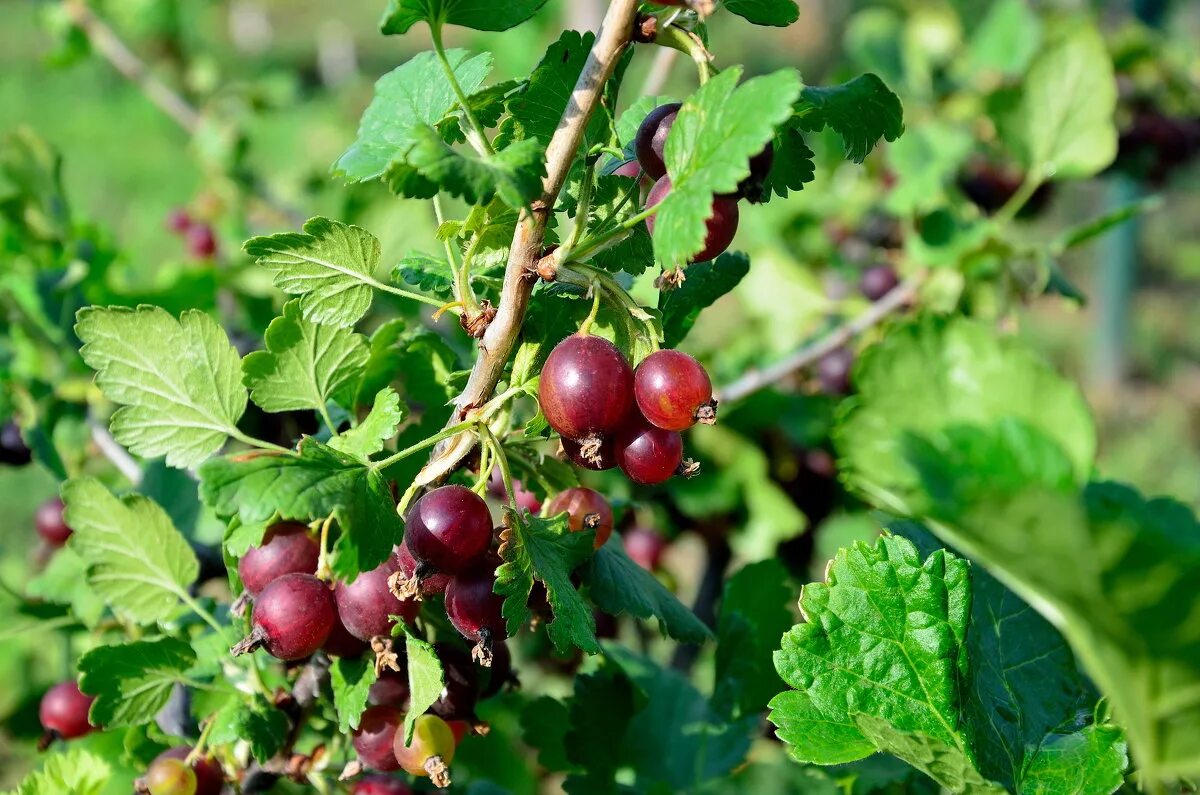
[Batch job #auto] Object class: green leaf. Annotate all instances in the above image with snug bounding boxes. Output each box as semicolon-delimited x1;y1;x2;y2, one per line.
958;0;1042;81
199;438;401;580
62;478;199;625
242;300;368;414
380;0;549;35
401;627;444;743
333;50;492;182
713;560;795;720
723;0;801;27
654;68;801;266
393;251;454;300
328;388;406;460
78;638;196;728
658;251;750;347
1015;24;1117;180
583;535;711;645
7;748;110;795
25;546;104;628
795;74;905;163
330;654;377;733
400;126;545;208
616;96;675;149
75;306;246;469
208;696;288;763
495;510;599;655
244;217;383;329
883;121;974;215
760;124;816;202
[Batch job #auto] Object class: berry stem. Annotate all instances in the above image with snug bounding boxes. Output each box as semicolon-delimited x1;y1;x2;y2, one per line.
993;174;1045;225
370;420;481;471
430;23;496;157
578;280;603;337
479;424;517;510
315;514;334;581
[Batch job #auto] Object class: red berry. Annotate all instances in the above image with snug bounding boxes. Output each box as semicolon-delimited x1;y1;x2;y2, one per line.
237;522;319;596
186;224;217;259
859;265;900;301
165;208;192;235
817;348;854;395
354;775;413;795
561;434;617;471
323;610;370;658
335;555;420;642
233;573;336;661
645;176;739;263
35;496;72;547
396;539;451;596
634;349;714;431
39;680;96;742
487;469;542;513
624;528;666;571
612;159;641;179
615;414;683;486
405;485;493;575
445;565;507;664
538;334;634;447
446;719;471;745
393;714;457;785
546;487;613;549
353;705;402;772
635;103;681;180
368;667;410;708
152;747;223;795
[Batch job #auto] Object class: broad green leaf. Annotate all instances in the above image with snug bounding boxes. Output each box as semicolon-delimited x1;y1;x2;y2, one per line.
78;638;196;728
380;0;549;35
495;510;599;654
959;0;1041;81
713;560;795;720
658;251;750;347
724;0;800;27
62;478;199;625
25;546;103;627
7;748;110;795
333;50;492;182
655;68;801;266
330;655;377;733
582;534;711;645
244;217;383;329
1015;24;1117;180
1019;726;1128;795
795;74;905;163
198;438;401;580
760;124;816;202
393;251;454;300
76;306;246;469
401;627;444;743
400;126;545;208
242;300;368;414
329;388;406;460
208;696;288;763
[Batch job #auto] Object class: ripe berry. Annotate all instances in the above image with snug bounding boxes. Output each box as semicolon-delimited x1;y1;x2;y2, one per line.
487;469;542;513
186;223;217;259
152;747;223;795
144;757;196;795
335;555;420;641
393;714;457;787
395;539;451;598
538;334;634;455
0;421;32;465
859;265;899;301
368;668;410;708
39;680;96;744
561;434;617;471
546;487;613;549
323;610;370;658
353;705;402;772
634;349;715;431
817;348;854;395
405;485;493;575
446;719;471;744
624;528;666;571
635;103;681;180
612;159;641;179
646;176;739;263
165;208;192;235
232;573;336;661
445;565;507;666
615;415;683;486
237;522;319;596
35;496;72;547
354;776;413;795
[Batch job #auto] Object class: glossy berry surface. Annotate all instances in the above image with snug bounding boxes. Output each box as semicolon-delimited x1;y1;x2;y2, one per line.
153;747;223;795
322;610;370;658
335;555;420;641
634;349;714;431
859;264;899;301
634;102;681;180
186;223;217;259
612;159;641;179
237;522;319;596
405;485;493;575
561;434;617;471
393;714;457;780
242;573;336;660
39;680;96;740
817;348;855;395
624;528;667;571
446;566;507;648
538;334;634;442
615;415;683;486
144;757;196;795
35;496;72;547
353;705;402;772
396;539;451;596
368;668;411;708
0;421;32;465
354;775;413;795
646;176;739;263
546;487;613;549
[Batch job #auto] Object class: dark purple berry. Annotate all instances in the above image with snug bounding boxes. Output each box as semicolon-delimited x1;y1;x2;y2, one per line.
405;485;494;575
816;348;854;395
335;555;420;642
166;208;193;235
538;334;634;448
0;421;32;465
353;705;402;772
232;573;336;661
615;414;683;486
634;102;682;180
646;176;739;262
859;265;900;301
445;565;507;666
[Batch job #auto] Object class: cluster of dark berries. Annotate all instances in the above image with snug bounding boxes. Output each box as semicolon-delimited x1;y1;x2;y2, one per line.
540;333;714;485
165;207;218;260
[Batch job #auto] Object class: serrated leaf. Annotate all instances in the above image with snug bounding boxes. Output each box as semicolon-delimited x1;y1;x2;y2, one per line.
198;438;400;580
654;68;801;266
329;388;406;460
334;50;492;182
760;124;816;202
244;217;383;329
401;126;545;208
795;74;904;163
583;535;711;645
495;510;599;654
380;0;549;35
8;748;110;795
659;251;749;347
330;655;377;733
62;478;199;625
401;627;444;743
78;638;196;728
724;0;800;27
76;305;246;469
242;300;368;414
393;251;454;300
713;560;795;720
208;696;288;763
25;546;104;628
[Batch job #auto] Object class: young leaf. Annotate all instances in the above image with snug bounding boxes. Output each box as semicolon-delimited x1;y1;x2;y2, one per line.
400;126;545;208
401;627;444;743
794;74;905;163
7;748;110;795
76;306;246;469
330;654;377;733
62;477;199;625
328;388;406;460
198;438;401;580
244;217;384;329
658;251;750;347
582;535;711;645
380;0;549;35
333;50;492;182
78;638;196;728
495;510;599;655
654;68;801;266
393;251;454;300
208;697;288;763
724;0;801;27
713;559;795;720
242;300;368;414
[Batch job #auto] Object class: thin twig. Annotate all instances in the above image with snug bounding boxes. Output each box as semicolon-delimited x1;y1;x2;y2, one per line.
717;277;920;405
88;419;143;485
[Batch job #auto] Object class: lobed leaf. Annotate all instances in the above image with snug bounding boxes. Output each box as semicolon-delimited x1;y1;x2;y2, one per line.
328;388;406;460
78;638;196;728
330;655;377;733
401;126;545;208
795;74;904;163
